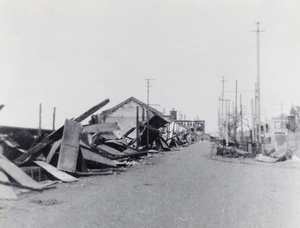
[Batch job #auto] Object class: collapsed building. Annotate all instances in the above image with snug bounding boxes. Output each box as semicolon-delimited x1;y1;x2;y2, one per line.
0;97;205;200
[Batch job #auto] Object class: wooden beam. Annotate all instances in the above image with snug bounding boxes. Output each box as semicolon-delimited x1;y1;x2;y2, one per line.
81;146;117;167
46;139;61;164
0;171;18;200
0;154;55;190
136;106;140;148
74;98;109;122
96;144;126;158
34;161;78;182
57;119;82;173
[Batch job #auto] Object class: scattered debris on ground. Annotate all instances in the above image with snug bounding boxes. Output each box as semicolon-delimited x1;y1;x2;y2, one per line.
0;98;204;200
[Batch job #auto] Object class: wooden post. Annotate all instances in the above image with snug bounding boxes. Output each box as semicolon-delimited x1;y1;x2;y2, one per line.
225;100;228;144
136;106;140;149
52;107;56;131
234;80;238;142
255;83;259;147
147;110;149;149
240;94;244;142
142;108;145;121
251;99;256;144
39;103;42;136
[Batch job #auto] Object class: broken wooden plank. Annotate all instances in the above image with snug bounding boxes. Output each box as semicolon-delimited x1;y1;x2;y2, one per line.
122;147;148;158
75;170;116;176
256;154;278;163
34;161;78;182
0;171;18;200
235;148;252;156
81;146;117;167
57;119;82;173
74;98;109;122
82;122;120;134
14;99;110;165
14;127;64;165
46;139;62;164
0;154;56;190
87;167;126;172
96;144;128;159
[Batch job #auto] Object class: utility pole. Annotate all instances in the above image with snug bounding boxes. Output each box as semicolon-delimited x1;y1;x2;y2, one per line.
224;99;230;144
221;76;226;139
255;83;258;144
281;101;283;132
218;98;221;137
253;22;265;151
52;107;56;131
240;94;244;142
145;78;154;149
145;78;154;106
234;80;238;142
39;103;42;136
251;99;256;144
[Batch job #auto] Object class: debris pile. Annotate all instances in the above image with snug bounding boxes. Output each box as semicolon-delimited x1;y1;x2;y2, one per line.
0;98;199;200
256;146;294;163
215;139;295;163
216;145;253;158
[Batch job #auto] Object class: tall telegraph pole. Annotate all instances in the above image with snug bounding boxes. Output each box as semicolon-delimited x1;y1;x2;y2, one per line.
145;78;153;106
145;78;154;149
221;76;226;139
253;22;264;148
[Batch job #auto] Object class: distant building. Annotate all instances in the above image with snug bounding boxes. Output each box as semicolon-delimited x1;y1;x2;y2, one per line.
91;97;163;136
176;120;205;133
268;114;288;147
287;106;300;132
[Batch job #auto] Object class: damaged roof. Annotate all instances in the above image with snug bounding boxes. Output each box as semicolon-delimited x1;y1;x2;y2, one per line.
101;96;162;117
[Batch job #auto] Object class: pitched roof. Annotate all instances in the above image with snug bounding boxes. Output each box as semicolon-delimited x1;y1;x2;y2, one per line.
101;96;162;117
290;106;297;115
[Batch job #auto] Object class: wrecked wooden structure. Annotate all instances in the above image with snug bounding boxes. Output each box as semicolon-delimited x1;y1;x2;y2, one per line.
88;96;190;151
0;97;202;200
0;99;145;200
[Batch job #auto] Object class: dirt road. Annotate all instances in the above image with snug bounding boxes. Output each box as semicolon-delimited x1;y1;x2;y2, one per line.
1;142;300;228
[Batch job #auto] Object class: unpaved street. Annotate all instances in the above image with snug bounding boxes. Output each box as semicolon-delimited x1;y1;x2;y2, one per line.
1;142;300;228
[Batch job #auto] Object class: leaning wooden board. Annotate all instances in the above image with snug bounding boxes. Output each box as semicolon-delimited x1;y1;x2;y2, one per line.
57;119;82;173
0;154;55;190
255;155;278;163
80;147;117;167
34;161;78;182
46;139;62;163
0;171;18;200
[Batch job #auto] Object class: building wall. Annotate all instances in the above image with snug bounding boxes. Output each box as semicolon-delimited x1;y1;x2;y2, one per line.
104;100;156;135
269;116;288;148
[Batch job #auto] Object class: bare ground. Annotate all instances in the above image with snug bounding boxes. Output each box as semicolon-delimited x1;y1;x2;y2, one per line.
1;142;300;228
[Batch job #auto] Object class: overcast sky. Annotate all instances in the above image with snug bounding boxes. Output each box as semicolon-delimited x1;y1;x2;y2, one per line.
1;0;300;133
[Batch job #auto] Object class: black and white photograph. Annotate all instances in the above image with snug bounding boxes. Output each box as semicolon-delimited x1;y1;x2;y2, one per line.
1;0;300;227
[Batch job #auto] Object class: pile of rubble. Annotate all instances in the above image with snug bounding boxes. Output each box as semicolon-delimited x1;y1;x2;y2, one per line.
216;145;253;158
256;145;294;163
215;140;295;163
0;99;194;200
